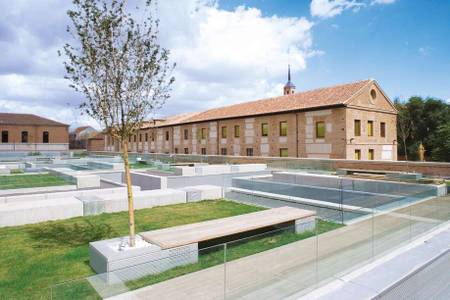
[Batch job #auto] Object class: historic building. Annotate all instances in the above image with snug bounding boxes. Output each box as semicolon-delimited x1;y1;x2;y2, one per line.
0;113;69;151
101;71;398;161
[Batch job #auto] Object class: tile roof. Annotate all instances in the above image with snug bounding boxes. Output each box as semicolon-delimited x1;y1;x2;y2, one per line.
142;112;200;128
146;79;373;128
0;113;69;126
181;79;372;124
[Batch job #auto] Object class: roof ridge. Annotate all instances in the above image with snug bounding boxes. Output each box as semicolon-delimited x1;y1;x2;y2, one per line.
188;78;373;115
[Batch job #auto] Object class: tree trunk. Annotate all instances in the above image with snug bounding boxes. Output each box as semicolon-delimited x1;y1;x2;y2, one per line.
122;140;136;247
402;138;408;161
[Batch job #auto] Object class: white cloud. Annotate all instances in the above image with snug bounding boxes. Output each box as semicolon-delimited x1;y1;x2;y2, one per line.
371;0;396;5
156;0;316;114
310;0;396;19
310;0;364;19
0;0;318;126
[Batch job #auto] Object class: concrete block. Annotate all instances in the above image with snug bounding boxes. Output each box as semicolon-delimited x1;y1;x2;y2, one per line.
174;166;196;176
179;185;223;202
80;189;186;215
76;175;101;189
194;165;232;175
230;164;267;173
0;197;83;227
0;185;76;198
131;172;167;190
0;166;11;174
89;235;198;280
295;216;316;233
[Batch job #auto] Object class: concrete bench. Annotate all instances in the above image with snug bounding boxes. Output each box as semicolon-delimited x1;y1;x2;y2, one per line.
140;206;316;249
0;197;83;227
89;207;315;282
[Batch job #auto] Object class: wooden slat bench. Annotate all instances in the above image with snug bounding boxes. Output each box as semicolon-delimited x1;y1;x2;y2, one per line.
140;206;316;249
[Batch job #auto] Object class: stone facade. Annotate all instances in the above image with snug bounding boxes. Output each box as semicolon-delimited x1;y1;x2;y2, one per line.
101;79;398;161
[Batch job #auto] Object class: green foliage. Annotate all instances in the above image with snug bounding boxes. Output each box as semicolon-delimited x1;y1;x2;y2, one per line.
10;168;24;174
395;96;450;161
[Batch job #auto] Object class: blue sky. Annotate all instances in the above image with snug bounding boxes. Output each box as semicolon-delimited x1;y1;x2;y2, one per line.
0;0;448;128
220;0;450;101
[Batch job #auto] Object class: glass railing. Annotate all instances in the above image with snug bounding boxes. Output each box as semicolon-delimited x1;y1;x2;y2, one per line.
51;186;448;299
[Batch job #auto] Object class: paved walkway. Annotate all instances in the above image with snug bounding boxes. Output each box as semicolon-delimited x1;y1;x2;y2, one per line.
107;196;450;300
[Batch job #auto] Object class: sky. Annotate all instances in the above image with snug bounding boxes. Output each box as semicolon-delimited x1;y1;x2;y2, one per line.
0;0;449;129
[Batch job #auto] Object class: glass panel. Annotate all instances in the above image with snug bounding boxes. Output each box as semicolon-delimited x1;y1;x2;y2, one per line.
279;121;287;136
354;119;361;136
234;125;240;138
367;120;373;136
221;126;227;138
316;122;325;138
261;123;268;136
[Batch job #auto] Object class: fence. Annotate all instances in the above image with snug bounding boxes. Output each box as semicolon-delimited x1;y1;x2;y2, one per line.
51;183;449;299
90;151;450;177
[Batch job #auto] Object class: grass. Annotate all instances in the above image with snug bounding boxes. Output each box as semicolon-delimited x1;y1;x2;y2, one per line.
0;200;342;299
129;162;151;169
0;174;71;190
129;161;176;173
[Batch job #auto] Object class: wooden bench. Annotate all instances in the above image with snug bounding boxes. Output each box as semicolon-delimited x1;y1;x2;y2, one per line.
140;206;316;249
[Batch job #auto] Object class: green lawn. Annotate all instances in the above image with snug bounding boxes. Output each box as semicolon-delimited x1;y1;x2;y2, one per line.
0;200;342;300
129;162;151;169
0;174;71;190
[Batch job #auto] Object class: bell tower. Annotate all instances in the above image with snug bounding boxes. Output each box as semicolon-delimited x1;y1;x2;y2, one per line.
283;64;296;95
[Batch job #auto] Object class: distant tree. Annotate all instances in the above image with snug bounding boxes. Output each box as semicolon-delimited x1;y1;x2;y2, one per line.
395;96;450;162
61;0;175;246
429;121;450;161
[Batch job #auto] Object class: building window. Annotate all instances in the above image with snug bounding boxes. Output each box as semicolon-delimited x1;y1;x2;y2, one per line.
43;131;49;143
21;131;28;143
221;126;227;138
354;120;361;136
165;131;169;141
368;149;375;160
184;129;189;140
316;121;325;138
380;122;386;138
367;121;374;136
261;123;269;137
201;147;206;155
279;121;287;136
234;125;240;138
133;135;136;142
174;148;178;154
151;132;155;141
128;136;131;142
279;148;289;157
184;148;189;154
201;128;207;140
139;134;142;142
1;131;8;143
145;133;148;142
221;148;227;155
246;148;253;156
355;149;361;160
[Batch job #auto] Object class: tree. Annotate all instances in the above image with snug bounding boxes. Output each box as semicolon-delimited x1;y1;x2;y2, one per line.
429;121;450;162
395;101;413;161
61;0;175;246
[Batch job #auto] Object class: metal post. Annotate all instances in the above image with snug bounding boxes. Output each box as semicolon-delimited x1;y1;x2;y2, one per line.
224;243;227;300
